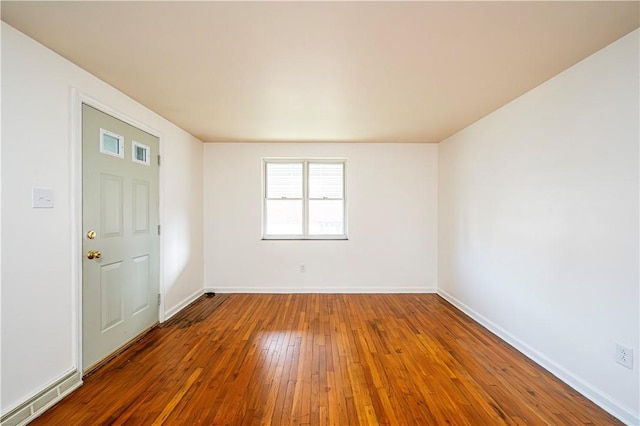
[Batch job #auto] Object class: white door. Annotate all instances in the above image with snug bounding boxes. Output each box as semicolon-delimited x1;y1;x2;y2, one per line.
82;104;160;372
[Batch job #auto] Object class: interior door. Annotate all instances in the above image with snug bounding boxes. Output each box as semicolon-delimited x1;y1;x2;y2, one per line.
82;104;160;372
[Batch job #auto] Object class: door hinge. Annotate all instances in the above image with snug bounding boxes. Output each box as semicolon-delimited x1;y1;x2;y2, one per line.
157;155;161;166
157;224;161;235
158;294;161;306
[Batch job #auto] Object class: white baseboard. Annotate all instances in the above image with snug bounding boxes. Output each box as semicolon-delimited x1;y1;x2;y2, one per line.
437;289;639;426
0;370;82;426
204;286;437;294
163;288;204;321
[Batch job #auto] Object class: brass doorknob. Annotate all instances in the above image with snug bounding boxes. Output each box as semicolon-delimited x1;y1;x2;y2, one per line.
87;250;102;259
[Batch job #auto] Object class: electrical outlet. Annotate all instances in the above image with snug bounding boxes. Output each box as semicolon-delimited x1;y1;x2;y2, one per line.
300;264;306;273
616;344;633;369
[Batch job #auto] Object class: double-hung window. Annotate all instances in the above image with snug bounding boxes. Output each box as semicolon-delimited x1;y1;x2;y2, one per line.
263;159;347;239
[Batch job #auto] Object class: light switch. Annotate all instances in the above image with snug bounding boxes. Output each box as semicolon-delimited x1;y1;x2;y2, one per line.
32;188;54;208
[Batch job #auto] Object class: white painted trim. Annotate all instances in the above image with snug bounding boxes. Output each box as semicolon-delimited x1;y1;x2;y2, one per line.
205;286;437;294
437;289;640;426
71;90;166;375
70;88;83;377
157;118;165;323
164;289;204;321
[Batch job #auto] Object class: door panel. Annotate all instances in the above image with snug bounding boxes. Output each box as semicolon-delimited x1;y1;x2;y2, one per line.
101;174;124;238
100;262;124;331
82;104;159;372
133;179;150;234
132;255;151;315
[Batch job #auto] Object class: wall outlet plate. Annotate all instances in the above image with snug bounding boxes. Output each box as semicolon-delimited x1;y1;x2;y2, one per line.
32;188;54;208
616;344;633;369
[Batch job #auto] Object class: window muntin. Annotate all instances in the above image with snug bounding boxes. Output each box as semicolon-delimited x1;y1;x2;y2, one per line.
263;159;347;239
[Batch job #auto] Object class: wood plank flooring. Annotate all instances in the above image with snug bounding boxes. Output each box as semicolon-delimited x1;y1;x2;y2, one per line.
32;294;621;425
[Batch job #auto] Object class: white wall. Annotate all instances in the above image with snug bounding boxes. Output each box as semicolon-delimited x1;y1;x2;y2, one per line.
438;29;639;424
1;23;204;413
204;143;438;293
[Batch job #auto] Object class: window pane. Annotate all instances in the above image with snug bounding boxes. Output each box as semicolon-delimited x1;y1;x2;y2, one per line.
265;200;303;235
309;163;343;199
103;134;120;155
309;200;344;235
266;163;303;198
136;146;146;162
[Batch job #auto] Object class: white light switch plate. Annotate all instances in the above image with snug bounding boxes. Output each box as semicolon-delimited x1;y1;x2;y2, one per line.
32;188;54;208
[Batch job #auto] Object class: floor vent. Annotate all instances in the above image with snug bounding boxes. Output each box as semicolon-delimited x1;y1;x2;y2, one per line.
0;370;82;426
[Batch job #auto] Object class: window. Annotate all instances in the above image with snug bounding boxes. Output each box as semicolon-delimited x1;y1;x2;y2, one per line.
132;141;151;166
100;128;124;158
263;159;347;239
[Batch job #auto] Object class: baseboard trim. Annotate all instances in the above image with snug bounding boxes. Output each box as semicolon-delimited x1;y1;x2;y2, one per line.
204;286;437;294
437;289;639;426
164;288;204;321
0;370;82;426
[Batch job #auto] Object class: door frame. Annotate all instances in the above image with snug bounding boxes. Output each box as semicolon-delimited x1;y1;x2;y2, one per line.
71;89;165;376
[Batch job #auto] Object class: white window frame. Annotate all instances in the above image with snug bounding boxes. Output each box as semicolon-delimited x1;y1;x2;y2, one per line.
99;128;124;158
131;140;151;166
262;158;348;240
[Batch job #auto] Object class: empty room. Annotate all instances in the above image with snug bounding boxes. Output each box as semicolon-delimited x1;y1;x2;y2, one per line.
1;1;638;425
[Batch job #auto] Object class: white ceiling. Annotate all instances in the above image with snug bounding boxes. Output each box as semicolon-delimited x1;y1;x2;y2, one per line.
2;1;639;143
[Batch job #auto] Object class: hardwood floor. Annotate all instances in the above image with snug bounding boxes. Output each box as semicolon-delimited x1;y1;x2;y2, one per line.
32;294;621;425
